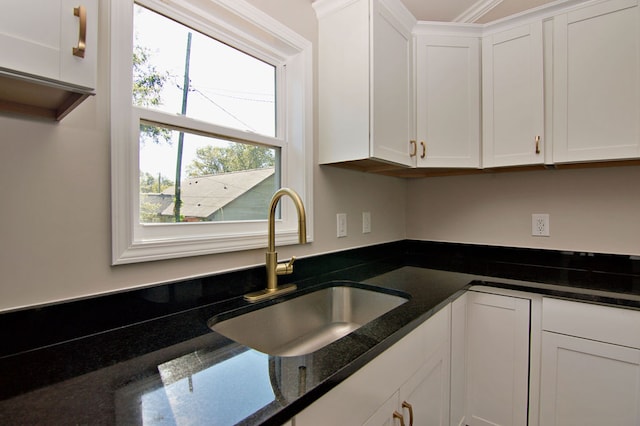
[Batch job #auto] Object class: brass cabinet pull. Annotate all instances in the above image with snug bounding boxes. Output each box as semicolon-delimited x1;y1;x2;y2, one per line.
409;140;417;157
73;5;87;58
393;411;405;426
402;401;414;426
420;141;426;159
535;135;541;154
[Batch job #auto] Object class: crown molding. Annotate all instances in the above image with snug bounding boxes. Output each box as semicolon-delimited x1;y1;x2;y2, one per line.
455;0;505;23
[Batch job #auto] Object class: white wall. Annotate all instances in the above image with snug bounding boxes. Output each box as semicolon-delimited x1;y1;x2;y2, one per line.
406;165;640;256
0;0;407;312
3;0;639;313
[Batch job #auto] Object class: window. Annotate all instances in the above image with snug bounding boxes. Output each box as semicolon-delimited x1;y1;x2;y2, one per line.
110;0;312;264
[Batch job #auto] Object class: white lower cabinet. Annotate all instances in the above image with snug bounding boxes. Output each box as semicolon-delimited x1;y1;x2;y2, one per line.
364;338;451;426
451;288;540;426
294;289;640;426
540;297;640;426
295;304;451;426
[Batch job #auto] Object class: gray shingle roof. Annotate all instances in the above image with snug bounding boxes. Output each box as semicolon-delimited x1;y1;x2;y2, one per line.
160;168;275;218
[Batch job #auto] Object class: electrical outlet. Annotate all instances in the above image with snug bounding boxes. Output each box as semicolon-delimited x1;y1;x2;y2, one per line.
337;213;347;238
362;212;371;234
532;214;550;237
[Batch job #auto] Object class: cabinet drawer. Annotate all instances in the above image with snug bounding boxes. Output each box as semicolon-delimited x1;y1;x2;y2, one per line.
542;297;640;349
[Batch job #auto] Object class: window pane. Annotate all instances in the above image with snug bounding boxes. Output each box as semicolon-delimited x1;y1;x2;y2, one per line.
133;4;276;137
139;124;280;224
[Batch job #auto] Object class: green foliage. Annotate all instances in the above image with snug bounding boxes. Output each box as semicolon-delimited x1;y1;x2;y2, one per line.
133;44;172;145
140;200;163;223
186;144;275;176
133;44;165;107
140;172;174;193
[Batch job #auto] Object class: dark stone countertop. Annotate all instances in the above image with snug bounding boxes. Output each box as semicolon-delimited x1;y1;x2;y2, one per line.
0;267;479;425
1;241;639;425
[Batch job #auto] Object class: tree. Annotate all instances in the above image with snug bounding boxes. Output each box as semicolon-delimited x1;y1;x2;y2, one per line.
140;200;163;223
133;44;172;145
186;144;275;176
140;172;174;193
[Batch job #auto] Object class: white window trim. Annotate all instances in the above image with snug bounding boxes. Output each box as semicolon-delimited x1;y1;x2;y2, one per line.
110;0;313;264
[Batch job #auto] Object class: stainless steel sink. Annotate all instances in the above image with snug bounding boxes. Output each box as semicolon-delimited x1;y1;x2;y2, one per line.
208;285;409;356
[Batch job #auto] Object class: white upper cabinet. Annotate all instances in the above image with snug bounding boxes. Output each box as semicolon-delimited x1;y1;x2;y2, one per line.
315;0;640;171
552;0;640;163
415;31;481;168
0;0;97;120
315;0;415;167
482;22;545;168
0;1;64;84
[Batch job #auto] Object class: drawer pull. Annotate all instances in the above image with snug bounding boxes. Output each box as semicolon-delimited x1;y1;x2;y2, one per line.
393;411;405;426
73;5;87;58
410;140;417;157
402;401;414;425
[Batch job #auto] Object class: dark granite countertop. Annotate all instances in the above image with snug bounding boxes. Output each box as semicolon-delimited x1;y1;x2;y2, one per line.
0;267;478;425
1;241;639;425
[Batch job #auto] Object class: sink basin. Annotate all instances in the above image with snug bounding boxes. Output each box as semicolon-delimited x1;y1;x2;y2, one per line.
208;284;409;356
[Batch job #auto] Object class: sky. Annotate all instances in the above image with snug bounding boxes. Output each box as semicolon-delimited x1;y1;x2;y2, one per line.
134;4;276;180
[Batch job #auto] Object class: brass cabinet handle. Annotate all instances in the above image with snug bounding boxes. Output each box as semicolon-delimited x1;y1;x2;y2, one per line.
73;5;87;58
402;401;414;426
409;140;417;157
535;135;541;154
420;141;426;159
393;411;405;426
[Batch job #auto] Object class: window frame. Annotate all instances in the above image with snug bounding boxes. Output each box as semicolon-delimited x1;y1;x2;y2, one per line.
110;0;313;264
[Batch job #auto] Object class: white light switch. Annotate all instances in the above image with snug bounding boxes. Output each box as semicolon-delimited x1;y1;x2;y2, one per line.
362;211;371;233
337;213;347;237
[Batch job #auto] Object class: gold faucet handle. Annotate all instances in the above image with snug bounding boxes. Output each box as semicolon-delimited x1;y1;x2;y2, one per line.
276;256;296;276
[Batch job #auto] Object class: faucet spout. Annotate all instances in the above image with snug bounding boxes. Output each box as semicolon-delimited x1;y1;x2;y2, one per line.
267;188;307;253
244;188;307;302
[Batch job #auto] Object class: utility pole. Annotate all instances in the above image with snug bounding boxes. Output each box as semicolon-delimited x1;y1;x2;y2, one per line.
174;32;192;222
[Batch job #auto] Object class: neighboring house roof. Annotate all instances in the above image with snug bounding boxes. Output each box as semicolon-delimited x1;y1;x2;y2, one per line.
160;168;275;218
141;193;173;212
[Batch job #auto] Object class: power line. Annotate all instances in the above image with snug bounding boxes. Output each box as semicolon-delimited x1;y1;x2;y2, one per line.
190;87;257;132
196;86;274;103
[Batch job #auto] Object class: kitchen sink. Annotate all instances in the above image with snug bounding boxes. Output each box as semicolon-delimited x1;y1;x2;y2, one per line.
208;284;409;356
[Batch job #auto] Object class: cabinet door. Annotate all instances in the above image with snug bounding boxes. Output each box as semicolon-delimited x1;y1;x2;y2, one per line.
371;0;413;166
295;318;426;425
59;0;98;89
540;331;640;426
0;0;96;89
416;35;481;168
553;0;640;162
482;23;544;167
398;342;450;426
0;0;63;81
316;0;370;164
363;392;400;426
364;304;451;426
465;291;530;426
450;292;468;426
